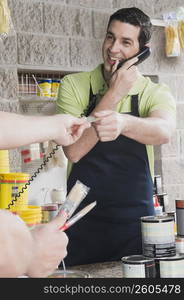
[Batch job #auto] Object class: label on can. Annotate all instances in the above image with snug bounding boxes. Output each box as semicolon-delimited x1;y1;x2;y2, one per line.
160;258;184;278
142;222;175;244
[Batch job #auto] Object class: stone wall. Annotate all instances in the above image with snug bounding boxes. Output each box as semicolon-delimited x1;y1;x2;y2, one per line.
1;0;184;210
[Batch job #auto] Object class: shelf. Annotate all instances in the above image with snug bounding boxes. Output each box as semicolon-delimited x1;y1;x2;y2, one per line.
151;19;166;27
19;95;56;103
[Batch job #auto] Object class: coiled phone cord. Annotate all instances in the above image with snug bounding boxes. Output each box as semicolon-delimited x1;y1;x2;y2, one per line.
7;144;59;210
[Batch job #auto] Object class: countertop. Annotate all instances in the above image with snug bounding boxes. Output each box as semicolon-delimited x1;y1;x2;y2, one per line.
67;261;123;278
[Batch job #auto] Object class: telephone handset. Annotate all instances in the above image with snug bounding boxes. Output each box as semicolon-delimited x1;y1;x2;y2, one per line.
116;46;151;70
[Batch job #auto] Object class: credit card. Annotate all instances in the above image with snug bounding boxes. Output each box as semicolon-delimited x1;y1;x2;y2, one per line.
87;116;101;123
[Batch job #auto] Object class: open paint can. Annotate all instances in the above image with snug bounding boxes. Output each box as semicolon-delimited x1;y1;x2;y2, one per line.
141;215;176;257
121;255;156;278
155;254;184;278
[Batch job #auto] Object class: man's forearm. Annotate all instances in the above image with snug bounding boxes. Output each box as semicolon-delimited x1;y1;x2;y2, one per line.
122;114;175;145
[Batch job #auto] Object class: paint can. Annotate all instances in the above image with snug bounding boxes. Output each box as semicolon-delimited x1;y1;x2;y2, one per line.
141;215;176;258
175;235;184;254
121;255;156;278
41;203;58;223
167;211;177;234
175;200;184;236
155;254;184;278
0;173;29;210
157;192;169;212
154;175;163;194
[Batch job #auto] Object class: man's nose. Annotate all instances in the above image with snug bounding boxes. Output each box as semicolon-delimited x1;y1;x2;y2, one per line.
109;40;121;53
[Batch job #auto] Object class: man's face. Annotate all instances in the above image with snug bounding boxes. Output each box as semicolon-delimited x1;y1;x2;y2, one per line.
102;20;140;75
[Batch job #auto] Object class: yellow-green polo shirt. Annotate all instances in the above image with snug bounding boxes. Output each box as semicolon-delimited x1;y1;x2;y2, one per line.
56;64;176;180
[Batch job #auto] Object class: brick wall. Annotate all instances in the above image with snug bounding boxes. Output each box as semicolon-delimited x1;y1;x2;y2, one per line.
1;0;184;210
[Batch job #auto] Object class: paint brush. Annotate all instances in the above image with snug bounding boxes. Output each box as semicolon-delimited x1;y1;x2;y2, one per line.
59;201;96;231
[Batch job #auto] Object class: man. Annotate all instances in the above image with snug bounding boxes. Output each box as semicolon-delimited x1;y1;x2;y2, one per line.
56;7;176;266
0;112;90;277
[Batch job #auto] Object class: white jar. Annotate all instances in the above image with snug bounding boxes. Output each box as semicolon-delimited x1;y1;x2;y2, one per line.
50;188;66;204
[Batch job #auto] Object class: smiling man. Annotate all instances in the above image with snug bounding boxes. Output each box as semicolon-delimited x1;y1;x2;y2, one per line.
56;7;176;267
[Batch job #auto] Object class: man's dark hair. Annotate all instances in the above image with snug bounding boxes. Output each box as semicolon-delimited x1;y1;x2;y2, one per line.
107;7;152;48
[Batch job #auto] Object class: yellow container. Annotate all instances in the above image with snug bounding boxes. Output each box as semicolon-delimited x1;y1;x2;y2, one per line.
0;173;29;210
51;79;60;98
0;150;10;173
12;205;42;227
37;79;52;97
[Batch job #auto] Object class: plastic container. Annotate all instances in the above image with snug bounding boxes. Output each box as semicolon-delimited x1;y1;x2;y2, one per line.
0;150;10;173
12;205;42;228
50;188;66;205
37;79;52;97
51;79;60;97
0;173;29;210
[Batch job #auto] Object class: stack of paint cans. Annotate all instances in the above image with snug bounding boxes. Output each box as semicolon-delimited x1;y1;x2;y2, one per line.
140;214;184;278
121;175;184;278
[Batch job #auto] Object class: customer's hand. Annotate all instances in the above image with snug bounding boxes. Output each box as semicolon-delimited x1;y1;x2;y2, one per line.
53;114;90;146
27;210;68;278
0;210;33;278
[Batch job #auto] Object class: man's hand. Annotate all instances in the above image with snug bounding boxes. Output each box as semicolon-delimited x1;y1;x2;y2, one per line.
94;110;125;141
109;57;138;103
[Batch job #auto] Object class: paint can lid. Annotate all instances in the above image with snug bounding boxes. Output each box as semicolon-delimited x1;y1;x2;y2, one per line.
141;215;174;223
41;203;58;211
121;255;154;264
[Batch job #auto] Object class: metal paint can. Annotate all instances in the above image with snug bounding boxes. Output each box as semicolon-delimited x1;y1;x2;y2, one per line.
155;254;184;278
41;203;58;223
176;200;184;236
154;175;163;194
175;235;184;254
141;215;176;258
157;192;169;212
121;255;156;278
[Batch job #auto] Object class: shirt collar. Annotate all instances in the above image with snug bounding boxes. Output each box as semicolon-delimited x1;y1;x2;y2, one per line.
90;64;146;96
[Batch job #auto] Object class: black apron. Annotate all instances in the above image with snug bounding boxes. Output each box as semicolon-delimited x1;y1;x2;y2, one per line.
63;88;154;267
